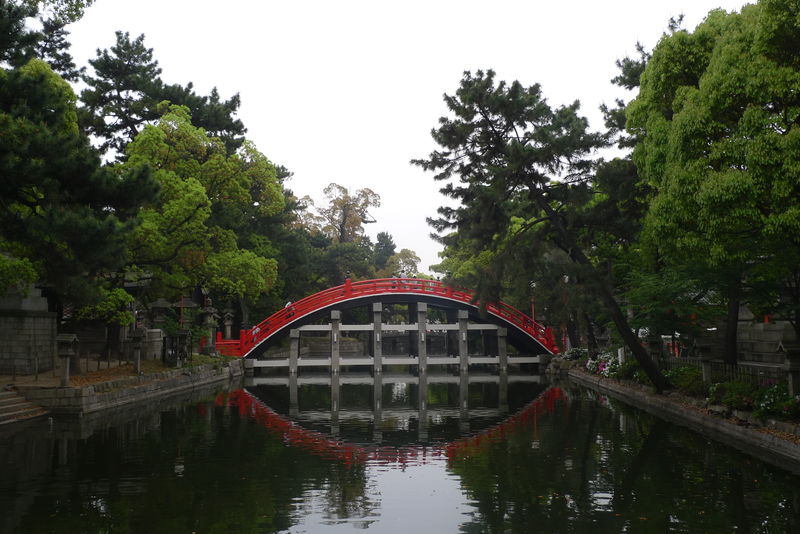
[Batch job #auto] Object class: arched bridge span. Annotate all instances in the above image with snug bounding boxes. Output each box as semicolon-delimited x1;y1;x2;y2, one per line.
215;278;558;358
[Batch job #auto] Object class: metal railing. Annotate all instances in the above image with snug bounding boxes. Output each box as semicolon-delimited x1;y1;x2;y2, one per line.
658;356;786;388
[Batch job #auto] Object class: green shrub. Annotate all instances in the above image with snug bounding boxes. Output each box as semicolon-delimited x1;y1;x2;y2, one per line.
563;347;587;361
615;359;642;380
754;384;800;420
664;366;706;397
708;381;758;410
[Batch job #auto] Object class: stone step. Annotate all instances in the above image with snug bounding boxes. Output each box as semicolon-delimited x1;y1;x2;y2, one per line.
0;397;28;410
0;387;49;425
0;405;49;425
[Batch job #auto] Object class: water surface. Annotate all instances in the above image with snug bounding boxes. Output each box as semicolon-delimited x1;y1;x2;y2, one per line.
1;374;799;533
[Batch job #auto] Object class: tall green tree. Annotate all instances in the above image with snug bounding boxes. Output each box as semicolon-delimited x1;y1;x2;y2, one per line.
0;0;38;66
121;106;282;306
414;70;670;391
0;58;154;301
79;30;161;155
310;183;380;244
373;231;396;272
80;31;246;157
627;0;800;354
34;16;81;81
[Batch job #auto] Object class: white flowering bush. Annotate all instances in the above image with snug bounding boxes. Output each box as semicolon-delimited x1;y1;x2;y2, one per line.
585;351;618;377
754;384;800;419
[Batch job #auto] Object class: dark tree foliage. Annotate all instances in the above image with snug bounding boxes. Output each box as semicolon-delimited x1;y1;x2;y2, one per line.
79;31;162;156
0;58;156;302
0;0;38;66
373;231;396;271
80;31;247;158
150;82;246;155
34;16;82;81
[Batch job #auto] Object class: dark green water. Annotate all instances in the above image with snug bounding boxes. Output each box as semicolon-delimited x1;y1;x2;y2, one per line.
1;376;799;533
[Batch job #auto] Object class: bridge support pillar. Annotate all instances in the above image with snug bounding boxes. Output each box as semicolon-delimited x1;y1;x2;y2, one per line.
244;357;255;376
373;372;383;443
331;372;340;438
331;310;340;375
498;328;508;373
289;372;298;417
458;370;469;434
289;329;299;375
417;303;427;374
418;371;428;442
458;310;469;373
498;328;508;412
372;303;382;374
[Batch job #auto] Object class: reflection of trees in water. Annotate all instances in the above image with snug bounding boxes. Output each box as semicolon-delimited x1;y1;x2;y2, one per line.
10;397;374;534
448;387;800;533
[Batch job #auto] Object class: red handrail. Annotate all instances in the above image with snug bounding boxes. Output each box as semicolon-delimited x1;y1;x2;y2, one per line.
215;278;558;356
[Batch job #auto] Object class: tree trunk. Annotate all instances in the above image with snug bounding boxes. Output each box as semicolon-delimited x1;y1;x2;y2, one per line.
567;311;580;349
538;199;670;392
724;296;740;365
584;311;598;357
238;297;251;330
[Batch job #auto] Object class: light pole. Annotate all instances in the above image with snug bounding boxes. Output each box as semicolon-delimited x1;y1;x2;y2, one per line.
529;281;536;321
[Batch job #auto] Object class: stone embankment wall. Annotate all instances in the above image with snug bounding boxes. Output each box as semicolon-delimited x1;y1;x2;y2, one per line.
0;286;56;375
17;359;244;415
569;369;800;474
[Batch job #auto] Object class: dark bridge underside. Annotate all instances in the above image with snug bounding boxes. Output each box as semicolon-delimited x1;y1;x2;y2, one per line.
248;293;550;358
215;278;558;358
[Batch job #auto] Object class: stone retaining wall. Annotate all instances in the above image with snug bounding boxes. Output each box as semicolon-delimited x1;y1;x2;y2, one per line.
569;369;800;474
17;359;244;415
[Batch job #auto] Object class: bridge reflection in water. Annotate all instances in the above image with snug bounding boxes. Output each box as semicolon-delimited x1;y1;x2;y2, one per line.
242;365;548;449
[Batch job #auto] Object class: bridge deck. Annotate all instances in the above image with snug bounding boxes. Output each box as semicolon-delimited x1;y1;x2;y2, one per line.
249;354;541;369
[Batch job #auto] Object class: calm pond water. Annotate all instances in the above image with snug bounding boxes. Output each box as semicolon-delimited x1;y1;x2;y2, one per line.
1;373;799;533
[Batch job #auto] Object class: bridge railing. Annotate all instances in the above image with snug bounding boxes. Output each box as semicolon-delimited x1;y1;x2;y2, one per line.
215;278;558;356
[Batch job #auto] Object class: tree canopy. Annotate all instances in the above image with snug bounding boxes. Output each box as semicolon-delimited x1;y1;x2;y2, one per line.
0;58;154;301
628;0;800;345
414;69;669;391
122;106;281;303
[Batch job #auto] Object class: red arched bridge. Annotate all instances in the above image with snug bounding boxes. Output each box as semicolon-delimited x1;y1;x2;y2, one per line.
215;277;558;365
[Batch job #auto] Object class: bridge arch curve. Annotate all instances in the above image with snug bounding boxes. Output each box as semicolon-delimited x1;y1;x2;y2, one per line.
216;278;558;357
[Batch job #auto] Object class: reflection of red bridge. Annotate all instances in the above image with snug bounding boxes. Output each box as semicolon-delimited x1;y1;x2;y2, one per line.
215;278;559;357
215;387;565;466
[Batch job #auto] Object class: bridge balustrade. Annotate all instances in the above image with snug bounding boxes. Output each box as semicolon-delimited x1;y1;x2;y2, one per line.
215;278;558;357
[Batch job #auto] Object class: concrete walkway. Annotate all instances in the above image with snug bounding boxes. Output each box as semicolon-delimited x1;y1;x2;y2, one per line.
1;357;137;388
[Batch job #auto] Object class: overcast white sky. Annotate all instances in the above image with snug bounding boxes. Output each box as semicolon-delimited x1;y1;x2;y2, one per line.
68;0;749;273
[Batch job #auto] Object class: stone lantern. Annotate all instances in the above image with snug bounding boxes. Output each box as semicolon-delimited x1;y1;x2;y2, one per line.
150;297;172;329
222;307;234;340
56;333;79;387
200;301;219;355
131;328;145;375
